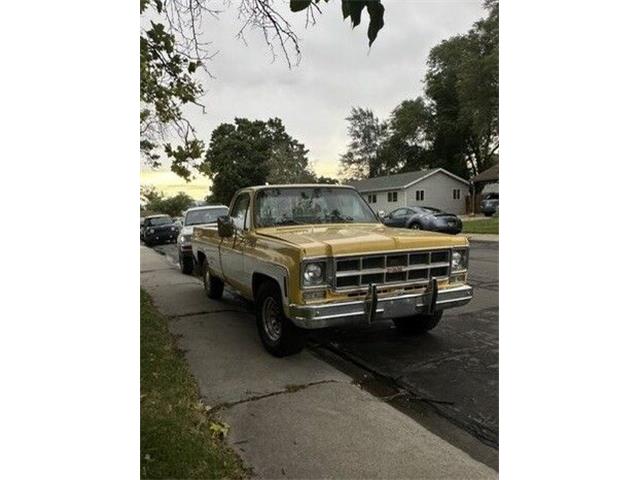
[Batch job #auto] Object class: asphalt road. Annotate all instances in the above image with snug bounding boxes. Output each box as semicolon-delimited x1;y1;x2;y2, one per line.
151;240;499;448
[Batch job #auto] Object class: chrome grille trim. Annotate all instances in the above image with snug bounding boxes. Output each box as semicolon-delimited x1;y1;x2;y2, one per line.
332;250;451;290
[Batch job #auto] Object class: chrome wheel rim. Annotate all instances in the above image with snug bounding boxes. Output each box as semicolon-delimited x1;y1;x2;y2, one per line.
411;223;421;229
262;297;282;342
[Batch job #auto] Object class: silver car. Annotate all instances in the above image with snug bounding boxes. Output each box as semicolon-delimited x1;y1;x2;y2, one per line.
177;205;228;274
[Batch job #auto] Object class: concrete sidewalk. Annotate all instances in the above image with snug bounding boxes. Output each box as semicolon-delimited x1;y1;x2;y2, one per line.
141;246;497;479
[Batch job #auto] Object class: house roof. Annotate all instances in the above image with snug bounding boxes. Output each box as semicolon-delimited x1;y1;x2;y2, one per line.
471;163;499;184
349;168;469;192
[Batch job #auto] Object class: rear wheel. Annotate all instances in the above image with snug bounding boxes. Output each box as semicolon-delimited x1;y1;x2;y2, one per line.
484;212;493;217
202;258;224;299
393;311;443;335
256;281;305;357
409;222;422;230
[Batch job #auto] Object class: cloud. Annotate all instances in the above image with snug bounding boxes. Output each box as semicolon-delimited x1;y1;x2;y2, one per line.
142;0;484;186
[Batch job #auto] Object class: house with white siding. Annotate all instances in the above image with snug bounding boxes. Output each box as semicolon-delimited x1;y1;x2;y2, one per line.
349;168;470;215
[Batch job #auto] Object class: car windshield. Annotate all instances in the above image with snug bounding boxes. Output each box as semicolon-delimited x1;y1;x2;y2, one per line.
148;217;172;226
185;207;228;226
255;187;378;227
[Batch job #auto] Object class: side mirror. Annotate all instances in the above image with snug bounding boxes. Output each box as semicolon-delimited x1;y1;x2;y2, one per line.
217;215;234;238
377;210;386;219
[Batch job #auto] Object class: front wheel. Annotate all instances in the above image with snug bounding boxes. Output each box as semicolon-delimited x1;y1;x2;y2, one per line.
393;311;443;335
256;281;305;357
409;223;423;230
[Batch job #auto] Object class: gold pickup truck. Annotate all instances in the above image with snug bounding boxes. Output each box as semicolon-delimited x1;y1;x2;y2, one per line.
192;184;472;357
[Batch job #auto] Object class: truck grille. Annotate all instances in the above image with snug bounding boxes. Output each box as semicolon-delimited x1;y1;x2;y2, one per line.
333;250;451;290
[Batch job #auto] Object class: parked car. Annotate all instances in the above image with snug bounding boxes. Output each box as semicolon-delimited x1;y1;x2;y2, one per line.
192;185;472;357
141;214;179;246
480;192;499;217
383;206;462;234
177;205;228;274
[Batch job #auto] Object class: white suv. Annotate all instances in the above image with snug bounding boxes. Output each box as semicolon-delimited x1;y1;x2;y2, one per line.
177;205;228;274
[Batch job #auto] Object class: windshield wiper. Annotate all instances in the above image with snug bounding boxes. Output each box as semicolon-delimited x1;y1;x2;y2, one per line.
273;219;302;226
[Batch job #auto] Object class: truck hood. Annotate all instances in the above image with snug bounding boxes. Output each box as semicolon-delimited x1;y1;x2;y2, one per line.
255;223;468;257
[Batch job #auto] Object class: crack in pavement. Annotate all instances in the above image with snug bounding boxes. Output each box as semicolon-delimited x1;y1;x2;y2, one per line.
169;309;251;319
214;379;342;410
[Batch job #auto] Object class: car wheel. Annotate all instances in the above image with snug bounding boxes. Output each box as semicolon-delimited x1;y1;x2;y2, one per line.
484;212;493;217
202;258;223;299
179;252;193;275
409;222;422;230
393;311;443;335
256;281;305;357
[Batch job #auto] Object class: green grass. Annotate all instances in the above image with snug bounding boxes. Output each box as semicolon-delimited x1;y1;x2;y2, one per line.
140;289;246;479
462;216;499;234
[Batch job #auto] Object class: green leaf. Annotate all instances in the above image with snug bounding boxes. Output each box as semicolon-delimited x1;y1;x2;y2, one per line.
366;2;385;46
290;0;312;12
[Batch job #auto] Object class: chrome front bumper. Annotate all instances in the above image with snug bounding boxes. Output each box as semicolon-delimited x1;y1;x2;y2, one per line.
289;284;473;329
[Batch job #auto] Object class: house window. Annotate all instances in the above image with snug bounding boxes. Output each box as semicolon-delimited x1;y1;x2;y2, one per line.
453;189;461;200
416;190;424;201
367;194;377;204
387;191;398;202
372;194;377;203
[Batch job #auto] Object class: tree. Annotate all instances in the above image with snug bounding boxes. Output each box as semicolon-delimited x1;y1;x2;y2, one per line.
140;185;194;216
201;117;314;204
339;107;390;179
141;0;386;179
266;142;316;185
316;175;340;184
424;0;498;177
160;192;195;216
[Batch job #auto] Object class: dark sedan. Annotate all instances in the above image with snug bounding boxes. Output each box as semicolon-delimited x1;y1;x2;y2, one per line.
141;215;179;246
383;206;462;234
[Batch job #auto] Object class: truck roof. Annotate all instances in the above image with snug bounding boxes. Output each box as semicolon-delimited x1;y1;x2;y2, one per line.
240;184;353;192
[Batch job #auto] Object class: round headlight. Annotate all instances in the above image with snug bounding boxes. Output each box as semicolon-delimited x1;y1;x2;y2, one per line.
179;235;185;243
149;228;155;234
303;263;324;285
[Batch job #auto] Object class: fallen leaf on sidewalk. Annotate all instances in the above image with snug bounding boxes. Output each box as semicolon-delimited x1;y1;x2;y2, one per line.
209;420;229;438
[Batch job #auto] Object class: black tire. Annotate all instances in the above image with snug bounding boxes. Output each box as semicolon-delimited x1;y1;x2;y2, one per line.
179;252;193;275
393;311;443;335
409;222;423;230
484;212;493;217
255;281;305;357
202;258;224;299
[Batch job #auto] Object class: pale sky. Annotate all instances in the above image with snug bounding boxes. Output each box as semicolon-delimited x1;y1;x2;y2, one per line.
141;0;485;200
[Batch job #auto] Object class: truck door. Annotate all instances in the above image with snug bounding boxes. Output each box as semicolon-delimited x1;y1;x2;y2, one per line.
219;192;252;295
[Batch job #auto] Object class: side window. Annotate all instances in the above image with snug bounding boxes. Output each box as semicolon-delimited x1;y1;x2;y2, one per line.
229;193;250;230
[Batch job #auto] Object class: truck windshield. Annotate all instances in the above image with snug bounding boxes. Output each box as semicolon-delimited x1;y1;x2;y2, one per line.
185;207;228;226
255;187;379;227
